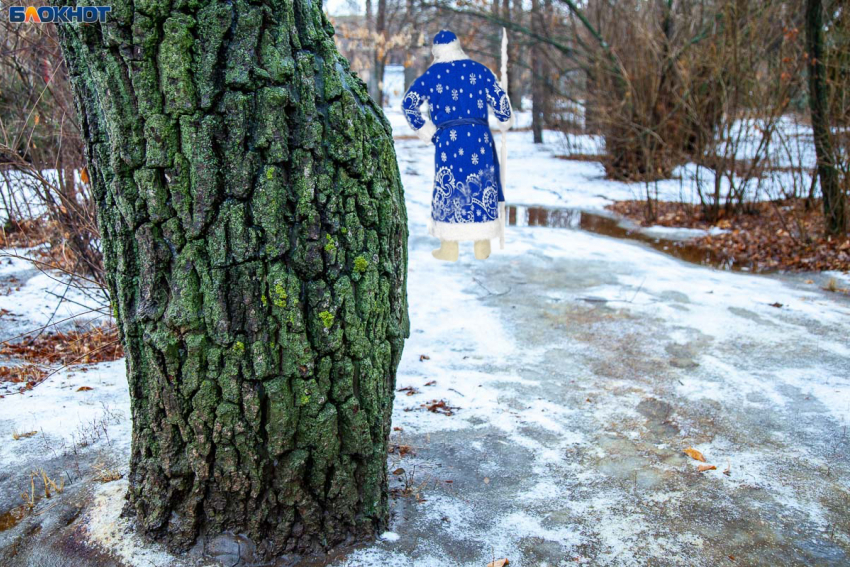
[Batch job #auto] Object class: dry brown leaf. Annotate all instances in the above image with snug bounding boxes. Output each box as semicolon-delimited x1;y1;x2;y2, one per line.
683;447;706;462
423;399;458;416
76;386;94;392
487;559;509;567
419;354;430;361
392;468;405;476
697;464;717;472
80;167;90;185
13;431;37;440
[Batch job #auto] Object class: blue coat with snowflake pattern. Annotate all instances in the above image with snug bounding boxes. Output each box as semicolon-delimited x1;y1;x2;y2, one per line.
403;56;512;242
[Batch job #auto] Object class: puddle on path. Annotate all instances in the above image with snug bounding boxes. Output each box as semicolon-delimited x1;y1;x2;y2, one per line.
0;505;26;532
506;205;738;270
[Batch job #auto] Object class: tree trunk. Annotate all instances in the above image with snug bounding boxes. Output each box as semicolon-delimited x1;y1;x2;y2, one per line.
57;0;409;559
805;0;846;235
373;0;388;107
531;0;544;144
502;0;522;110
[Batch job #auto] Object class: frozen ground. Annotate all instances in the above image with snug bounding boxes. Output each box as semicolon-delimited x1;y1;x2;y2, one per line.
1;102;849;566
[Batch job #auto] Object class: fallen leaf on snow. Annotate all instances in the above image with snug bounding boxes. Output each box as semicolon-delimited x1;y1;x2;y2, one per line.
392;468;405;476
423;399;459;416
425;380;436;386
389;444;415;457
697;464;717;472
483;477;490;484
419;354;430;361
76;386;94;392
683;447;706;462
487;559;509;567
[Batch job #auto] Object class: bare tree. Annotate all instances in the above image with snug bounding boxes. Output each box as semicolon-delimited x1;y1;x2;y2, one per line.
805;0;846;235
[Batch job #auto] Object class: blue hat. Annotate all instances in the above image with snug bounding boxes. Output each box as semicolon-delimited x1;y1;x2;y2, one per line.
433;30;458;45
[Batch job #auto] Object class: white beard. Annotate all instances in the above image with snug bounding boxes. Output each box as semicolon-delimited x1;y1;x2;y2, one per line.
431;40;468;64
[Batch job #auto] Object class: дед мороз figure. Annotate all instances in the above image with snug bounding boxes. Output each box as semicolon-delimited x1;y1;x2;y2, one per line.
402;30;514;262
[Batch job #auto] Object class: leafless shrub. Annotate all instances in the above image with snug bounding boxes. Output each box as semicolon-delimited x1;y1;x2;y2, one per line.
0;17;104;290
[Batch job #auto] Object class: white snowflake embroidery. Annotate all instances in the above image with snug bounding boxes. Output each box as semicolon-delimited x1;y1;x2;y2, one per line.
477;99;484;109
471;154;479;165
436;84;443;94
444;105;451;113
470;73;477;85
459;148;464;156
441;152;447;162
450;130;457;141
484;133;490;143
452;89;458;101
481;147;486;154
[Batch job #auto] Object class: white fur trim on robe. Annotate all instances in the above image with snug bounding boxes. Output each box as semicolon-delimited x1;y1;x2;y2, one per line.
431;40;468;64
428;202;506;243
416;119;437;143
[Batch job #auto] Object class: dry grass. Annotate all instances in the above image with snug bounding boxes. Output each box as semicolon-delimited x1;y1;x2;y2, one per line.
21;469;64;510
92;463;123;483
12;429;38;440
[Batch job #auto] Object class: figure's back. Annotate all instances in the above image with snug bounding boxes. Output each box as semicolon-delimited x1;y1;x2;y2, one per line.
420;60;497;126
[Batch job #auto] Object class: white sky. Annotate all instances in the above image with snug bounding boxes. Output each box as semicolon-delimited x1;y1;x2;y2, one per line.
325;0;364;17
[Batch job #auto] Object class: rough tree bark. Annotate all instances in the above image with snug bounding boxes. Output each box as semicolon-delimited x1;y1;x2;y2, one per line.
57;0;409;558
805;0;846;236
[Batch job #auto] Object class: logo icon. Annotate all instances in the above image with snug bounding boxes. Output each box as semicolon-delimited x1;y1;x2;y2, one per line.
8;6;112;23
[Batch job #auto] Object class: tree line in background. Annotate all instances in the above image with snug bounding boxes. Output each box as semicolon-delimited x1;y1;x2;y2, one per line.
1;0;847;274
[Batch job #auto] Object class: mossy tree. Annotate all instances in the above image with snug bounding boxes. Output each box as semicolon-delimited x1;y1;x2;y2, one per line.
57;0;408;557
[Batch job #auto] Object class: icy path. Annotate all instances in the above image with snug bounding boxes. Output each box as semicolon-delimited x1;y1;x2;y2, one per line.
1;124;849;566
336;126;850;566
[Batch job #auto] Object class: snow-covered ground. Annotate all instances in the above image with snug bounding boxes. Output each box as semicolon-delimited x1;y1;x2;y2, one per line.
1;81;848;566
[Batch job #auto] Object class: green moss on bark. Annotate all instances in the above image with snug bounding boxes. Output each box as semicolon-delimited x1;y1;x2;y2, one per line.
58;0;408;558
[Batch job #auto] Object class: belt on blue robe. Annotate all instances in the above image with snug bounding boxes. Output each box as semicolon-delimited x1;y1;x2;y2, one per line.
435;117;490;130
432;117;504;202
